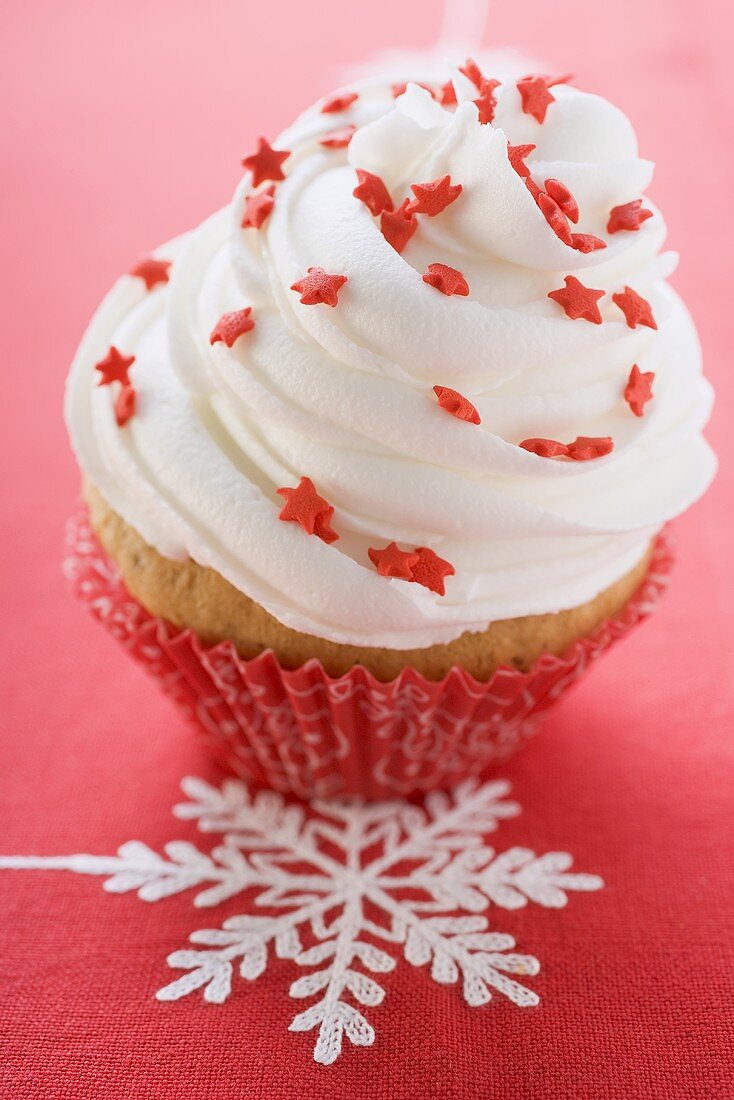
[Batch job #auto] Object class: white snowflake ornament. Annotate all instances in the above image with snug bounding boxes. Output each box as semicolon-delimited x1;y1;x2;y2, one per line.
0;776;603;1066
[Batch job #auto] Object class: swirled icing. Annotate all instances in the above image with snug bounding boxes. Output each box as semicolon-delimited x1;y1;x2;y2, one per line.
65;71;715;648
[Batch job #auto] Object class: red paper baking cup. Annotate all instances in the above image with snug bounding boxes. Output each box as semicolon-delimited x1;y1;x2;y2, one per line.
64;510;674;799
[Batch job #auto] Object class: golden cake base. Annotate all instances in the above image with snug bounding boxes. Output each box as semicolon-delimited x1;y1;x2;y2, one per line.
85;482;651;683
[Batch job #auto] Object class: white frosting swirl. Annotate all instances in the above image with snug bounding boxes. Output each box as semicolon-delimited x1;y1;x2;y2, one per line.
65;71;716;649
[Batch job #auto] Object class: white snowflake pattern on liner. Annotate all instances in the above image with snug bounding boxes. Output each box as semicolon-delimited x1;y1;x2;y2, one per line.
0;776;603;1066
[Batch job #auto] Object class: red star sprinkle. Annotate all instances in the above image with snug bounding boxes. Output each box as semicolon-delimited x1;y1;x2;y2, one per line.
525;177;543;201
474;77;501;124
312;511;339;544
114;385;136;428
570;233;607;253
624;364;655;416
433;385;481;424
548;276;605;323
380;199;417;254
95;346;135;387
321;92;359;114
290;268;348;307
537;192;572;245
209;308;255;348
129;256;170;291
544;179;578;223
320;125;356;149
607;199;652;235
507;143;536;178
242;185;276;230
519;438;570;458
368;542;419;580
411;547;455;596
407;174;462;216
241;138;290;187
276;477;339;543
439;80;457;107
567;436;613;460
612;286;657;330
459;58;484;88
353;169;394;216
520;436;613;460
516;73;571;123
423;263;469;297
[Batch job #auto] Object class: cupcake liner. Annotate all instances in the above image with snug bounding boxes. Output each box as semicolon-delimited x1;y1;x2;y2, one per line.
64;510;674;799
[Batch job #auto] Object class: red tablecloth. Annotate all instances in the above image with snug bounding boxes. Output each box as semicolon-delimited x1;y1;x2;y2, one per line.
1;1;733;1097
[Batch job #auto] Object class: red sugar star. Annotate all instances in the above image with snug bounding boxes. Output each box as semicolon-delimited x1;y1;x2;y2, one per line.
407;174;462;217
439;80;457;107
474;77;501;124
567;436;613;460
368;542;419;580
320;125;356;149
242;185;276;230
114;385;136;428
380;199;417;254
312;511;339;544
95;346;135;388
95;346;137;426
423;263;469;297
519;438;570;458
433;385;481;424
241;138;290;187
507;143;536;178
624;364;655;416
321;92;359;114
525;177;543;201
353;169;394;216
548;276;605;324
290;268;348;307
209;308;255;348
277;477;339;543
537;192;572;245
570;233;607;253
607;199;652;235
544;179;578;223
516;73;571;123
520;436;613;460
411;547;455;596
129;256;170;291
612;286;657;329
459;58;484;88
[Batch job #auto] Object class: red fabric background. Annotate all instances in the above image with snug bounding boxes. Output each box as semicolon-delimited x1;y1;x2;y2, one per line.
1;2;732;1097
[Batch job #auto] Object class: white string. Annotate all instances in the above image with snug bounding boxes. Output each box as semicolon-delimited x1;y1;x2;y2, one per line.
437;0;491;53
341;0;537;86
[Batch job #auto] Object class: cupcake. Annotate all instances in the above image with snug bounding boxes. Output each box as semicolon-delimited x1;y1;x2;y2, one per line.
64;63;715;797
